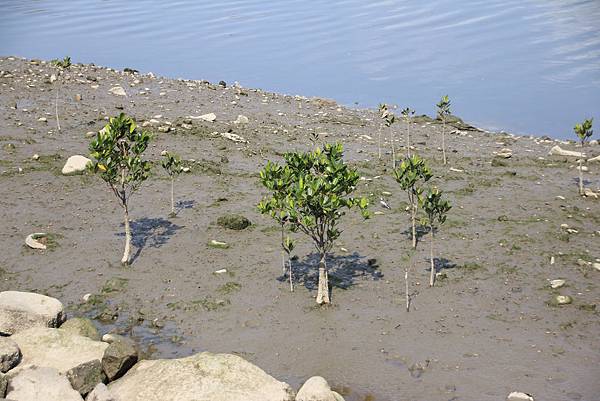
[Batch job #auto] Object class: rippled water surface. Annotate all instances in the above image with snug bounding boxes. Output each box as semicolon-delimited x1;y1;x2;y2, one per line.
1;0;599;138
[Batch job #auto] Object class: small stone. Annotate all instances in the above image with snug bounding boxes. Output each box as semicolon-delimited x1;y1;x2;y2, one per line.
550;295;573;306
233;115;249;124
593;262;600;272
62;155;92;175
32;154;39;160
38;117;47;122
82;293;92;302
209;240;230;249
108;86;126;96
576;165;588;172
220;132;247;143
549;279;565;289
0;337;21;373
507;391;534;401
550;256;555;265
182;167;190;173
214;269;227;274
190;113;216;122
50;74;57;83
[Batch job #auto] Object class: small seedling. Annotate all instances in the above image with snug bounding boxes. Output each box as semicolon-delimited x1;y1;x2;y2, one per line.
385;110;397;169
161;151;183;216
259;143;369;304
89;113;152;265
401;107;415;157
573;118;593;196
377;103;387;160
420;187;451;287
436;95;451;165
51;56;72;69
394;155;432;249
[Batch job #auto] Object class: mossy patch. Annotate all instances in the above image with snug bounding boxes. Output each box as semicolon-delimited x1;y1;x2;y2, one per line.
217;281;242;294
101;277;129;294
217;214;251;230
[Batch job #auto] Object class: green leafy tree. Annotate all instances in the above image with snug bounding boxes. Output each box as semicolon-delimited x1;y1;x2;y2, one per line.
394;155;432;249
89;113;152;265
420;188;451;287
258;143;369;304
161;151;182;216
401;107;415;158
436;95;451;165
574;118;593;196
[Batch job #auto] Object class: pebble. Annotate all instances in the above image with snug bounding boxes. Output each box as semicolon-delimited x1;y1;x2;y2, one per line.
109;86;127;96
549;279;565;289
214;269;227;274
38;117;47;122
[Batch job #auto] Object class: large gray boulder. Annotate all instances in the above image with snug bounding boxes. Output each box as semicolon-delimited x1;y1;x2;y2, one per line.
0;291;66;335
61;317;101;341
296;376;345;401
101;336;138;381
5;366;83;401
0;338;20;373
9;327;108;376
108;352;295;401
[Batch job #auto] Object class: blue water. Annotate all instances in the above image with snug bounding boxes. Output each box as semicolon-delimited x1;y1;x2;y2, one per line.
1;0;599;139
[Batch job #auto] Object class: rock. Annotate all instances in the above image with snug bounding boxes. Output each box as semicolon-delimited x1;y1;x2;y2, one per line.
214;269;227;274
0;372;6;398
0;338;21;373
583;188;599;198
220;132;247;143
296;376;344;401
576;165;588;172
507;391;534;401
548;145;582;157
108;86;126;96
189;113;216;122
549;279;565;289
101;337;138;381
85;383;118;401
6;366;83;401
588;154;600;163
9;327;108;375
0;291;66;335
497;148;512;158
108;352;294;401
550;295;573;306
25;233;47;250
67;359;106;396
62;155;91;175
37;117;47;122
32;154;39;160
209;240;230;249
217;214;251;230
234;115;249;124
593;262;600;272
61;318;101;341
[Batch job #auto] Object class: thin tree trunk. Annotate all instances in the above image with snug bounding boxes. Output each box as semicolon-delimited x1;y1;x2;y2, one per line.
316;252;330;304
121;203;131;265
405;267;410;312
406;120;411;158
429;227;435;287
378;124;382;160
411;203;417;249
281;225;286;275
391;129;396;169
55;89;61;132
578;151;584;195
170;177;175;215
442;120;447;165
288;257;294;292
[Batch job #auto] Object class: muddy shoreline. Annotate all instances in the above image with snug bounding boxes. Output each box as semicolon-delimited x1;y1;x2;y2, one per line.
1;56;599;401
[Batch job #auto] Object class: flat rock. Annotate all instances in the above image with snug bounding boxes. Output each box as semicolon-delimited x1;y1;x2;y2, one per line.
0;291;66;335
9;327;108;376
233;115;249;124
296;376;345;401
62;155;91;175
108;86;126;96
189;113;216;122
108;352;295;401
0;338;21;373
85;383;118;401
6;366;83;401
548;145;582;157
61;318;101;341
507;391;534;401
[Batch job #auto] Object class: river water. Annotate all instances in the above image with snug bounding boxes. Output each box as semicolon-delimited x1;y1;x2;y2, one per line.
1;0;599;139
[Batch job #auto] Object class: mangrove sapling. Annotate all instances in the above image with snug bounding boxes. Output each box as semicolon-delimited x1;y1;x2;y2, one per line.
436;95;451;165
394;155;432;249
161;151;183;216
401;107;415;158
50;56;71;132
89;113;152;265
573;118;593;196
378;103;388;160
258;143;369;304
420;188;451;287
385;110;397;169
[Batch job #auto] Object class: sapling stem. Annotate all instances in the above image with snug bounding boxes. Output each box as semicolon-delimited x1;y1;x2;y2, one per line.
405;266;410;312
429;226;435;287
55;88;61;132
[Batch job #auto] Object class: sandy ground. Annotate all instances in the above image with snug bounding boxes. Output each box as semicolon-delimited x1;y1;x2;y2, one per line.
1;56;599;401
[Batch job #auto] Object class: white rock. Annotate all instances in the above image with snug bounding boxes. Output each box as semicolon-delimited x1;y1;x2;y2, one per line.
189;113;216;122
32;154;39;160
38;117;47;122
576;165;588;172
233;115;249;124
62;155;91;175
50;74;57;83
296;376;344;401
6;366;83;401
9;327;108;375
548;145;582;157
108;352;294;401
507;391;534;401
449;167;464;173
86;383;118;401
583;188;599;198
0;291;65;335
25;233;47;250
549;279;565;289
0;337;21;373
108;86;127;96
220;132;247;143
588;154;600;163
593;262;600;272
214;269;227;274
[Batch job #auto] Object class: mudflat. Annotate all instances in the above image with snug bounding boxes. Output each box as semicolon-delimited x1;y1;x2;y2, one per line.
1;56;599;401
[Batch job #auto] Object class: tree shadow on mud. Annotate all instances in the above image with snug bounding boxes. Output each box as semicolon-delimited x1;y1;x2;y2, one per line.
400;224;429;247
117;217;184;262
285;252;383;292
175;199;196;215
425;257;456;275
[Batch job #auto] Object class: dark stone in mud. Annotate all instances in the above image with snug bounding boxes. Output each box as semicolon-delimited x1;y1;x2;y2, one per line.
217;214;251;230
66;359;106;396
102;337;138;381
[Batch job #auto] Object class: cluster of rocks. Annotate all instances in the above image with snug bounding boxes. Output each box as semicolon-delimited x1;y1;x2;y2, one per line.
0;290;345;401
